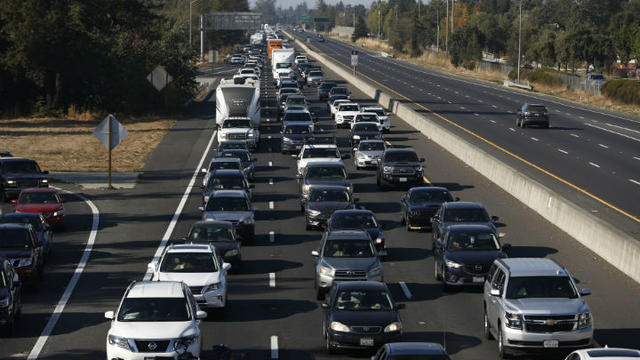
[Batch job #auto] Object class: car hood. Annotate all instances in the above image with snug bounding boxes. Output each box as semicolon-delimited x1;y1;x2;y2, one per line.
109;321;197;340
202;211;252;222
308;202;354;213
356;151;384;158
156;272;221;287
322;256;378;270
0;249;32;258
283;134;313;141
445;250;505;265
504;298;588;315
331;310;399;327
352;131;381;138
408;202;443;211
305;179;351;188
3;173;46;180
442;221;496;232
16;204;62;213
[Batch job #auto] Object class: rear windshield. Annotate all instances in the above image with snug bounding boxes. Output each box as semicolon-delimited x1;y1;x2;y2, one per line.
443;208;490;222
356;114;378;122
205;197;250;212
219;151;250;162
310;188;350;202
331;87;348;94
306;166;347;180
410;189;452;203
211;161;240;170
0;229;32;248
359;142;385;151
287;97;306;105
527;105;547;112
339;105;359;112
206;174;246;191
320;82;336;89
276;63;291;69
188;226;235;243
324;239;373;258
303;148;340;159
446;232;500;251
353;123;379;132
384;151;418;162
309;71;323;76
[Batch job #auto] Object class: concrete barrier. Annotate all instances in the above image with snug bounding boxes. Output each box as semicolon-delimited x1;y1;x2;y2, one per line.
290;33;640;284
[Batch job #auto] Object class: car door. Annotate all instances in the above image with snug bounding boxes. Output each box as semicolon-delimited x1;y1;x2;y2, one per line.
488;268;506;330
400;193;408;219
431;206;443;241
434;229;448;268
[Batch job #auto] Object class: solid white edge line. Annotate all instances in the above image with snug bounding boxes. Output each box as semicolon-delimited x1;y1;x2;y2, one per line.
143;130;217;281
585;123;640;143
269;272;276;288
399;281;412;300
634;157;640;161
598;144;609;149
270;335;279;359
28;189;100;360
269;231;275;243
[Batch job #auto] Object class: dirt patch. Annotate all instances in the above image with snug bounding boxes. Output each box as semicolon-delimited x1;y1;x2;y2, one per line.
0;114;175;172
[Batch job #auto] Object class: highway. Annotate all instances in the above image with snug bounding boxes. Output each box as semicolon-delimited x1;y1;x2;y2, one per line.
1;42;640;360
289;32;640;238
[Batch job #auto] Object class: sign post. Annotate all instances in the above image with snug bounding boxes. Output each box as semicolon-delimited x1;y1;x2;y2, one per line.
351;50;359;76
93;114;129;189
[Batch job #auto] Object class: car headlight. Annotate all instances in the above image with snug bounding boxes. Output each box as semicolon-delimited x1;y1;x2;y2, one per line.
5;180;16;186
445;259;462;269
174;335;198;350
505;311;523;329
302;184;311;194
108;334;132;351
283;137;294;144
307;209;321;216
17;257;33;267
0;297;10;307
53;209;64;217
329;321;350;333
319;265;334;276
203;282;221;293
578;312;592;329
375;236;384;244
40;179;48;184
368;266;383;277
247;132;254;138
384;322;402;333
415;166;423;172
225;249;239;257
352;135;360;140
383;166;393;174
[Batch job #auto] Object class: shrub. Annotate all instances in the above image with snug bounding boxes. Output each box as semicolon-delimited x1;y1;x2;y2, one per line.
601;79;640;105
525;69;564;87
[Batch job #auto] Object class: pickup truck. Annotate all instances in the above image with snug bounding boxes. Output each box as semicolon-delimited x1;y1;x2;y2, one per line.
217;117;260;149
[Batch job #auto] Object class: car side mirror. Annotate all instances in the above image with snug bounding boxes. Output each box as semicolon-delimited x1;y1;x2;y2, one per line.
223;262;232;271
490;289;501;297
455;197;460;201
198;206;205;211
491;216;499;223
196;310;208;319
311;250;319;257
201;168;207;173
104;311;115;320
419;158;425;163
147;262;156;273
501;243;512;253
43;170;49;174
396;303;406;310
580;288;591;296
321;303;329;309
249;184;255;189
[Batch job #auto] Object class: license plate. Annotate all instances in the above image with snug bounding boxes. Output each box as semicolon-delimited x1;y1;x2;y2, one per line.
543;340;559;348
399;177;407;182
473;276;485;283
295;145;302;149
360;338;374;346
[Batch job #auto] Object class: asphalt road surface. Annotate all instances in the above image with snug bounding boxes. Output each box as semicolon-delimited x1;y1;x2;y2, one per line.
290;32;640;239
1;44;640;360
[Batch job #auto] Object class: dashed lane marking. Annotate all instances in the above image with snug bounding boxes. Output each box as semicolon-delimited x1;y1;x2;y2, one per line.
589;162;601;168
558;149;568;154
269;273;276;288
271;335;279;359
399;281;413;300
269;231;275;243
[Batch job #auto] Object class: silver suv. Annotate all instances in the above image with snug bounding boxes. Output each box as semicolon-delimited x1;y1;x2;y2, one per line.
311;230;383;300
483;258;593;358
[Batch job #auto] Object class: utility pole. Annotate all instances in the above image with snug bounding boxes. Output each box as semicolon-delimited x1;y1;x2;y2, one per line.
445;0;449;53
200;14;205;63
436;5;439;53
189;0;199;48
517;0;522;83
451;0;455;33
418;0;421;18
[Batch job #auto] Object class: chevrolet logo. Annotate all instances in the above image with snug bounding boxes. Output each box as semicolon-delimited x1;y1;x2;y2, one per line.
545;320;557;326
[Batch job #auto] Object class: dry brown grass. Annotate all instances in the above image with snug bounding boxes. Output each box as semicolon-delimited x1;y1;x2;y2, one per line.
0;114;174;172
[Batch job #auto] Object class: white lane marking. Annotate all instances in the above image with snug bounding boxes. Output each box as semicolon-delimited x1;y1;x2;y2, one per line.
478;100;484;103
558;149;568;154
606;123;640;134
144;130;218;281
570;133;580;138
634;156;640;161
579;116;585;119
28;190;100;360
473;113;480;116
585;123;640;143
509;127;516;132
269;201;274;209
565;112;572;116
598;144;609;149
629;179;640;186
589;162;600;168
507;110;514;114
269;273;276;288
447;101;452;104
268;161;273;167
531;137;539;142
269;178;274;185
399;281;412;300
268;135;272;139
269;231;275;243
271;335;279;359
459;106;466;110
489;120;497;123
492;105;498;108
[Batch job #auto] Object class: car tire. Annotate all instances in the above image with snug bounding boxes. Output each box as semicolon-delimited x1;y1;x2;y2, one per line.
0;316;14;337
400;214;406;225
483;307;493;340
306;222;313;231
498;326;510;359
434;260;442;281
325;332;335;354
316;288;325;301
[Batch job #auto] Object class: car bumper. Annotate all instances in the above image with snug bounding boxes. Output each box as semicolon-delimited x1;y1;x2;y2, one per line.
316;273;383;291
443;268;488;286
355;158;379;167
194;289;227;308
45;215;65;228
503;325;593;350
327;329;401;350
381;174;423;186
523;116;549;125
16;266;38;282
106;346;199;360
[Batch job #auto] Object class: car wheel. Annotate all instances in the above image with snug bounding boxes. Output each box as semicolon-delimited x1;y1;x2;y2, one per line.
306;222;313;231
483;307;493;340
434;260;442;281
400;214;406;225
316;287;325;300
0;316;14;337
325;332;335;354
497;326;510;359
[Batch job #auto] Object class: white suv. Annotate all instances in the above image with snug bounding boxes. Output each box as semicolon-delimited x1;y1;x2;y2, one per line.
105;281;207;360
148;243;231;310
334;103;360;128
294;144;345;176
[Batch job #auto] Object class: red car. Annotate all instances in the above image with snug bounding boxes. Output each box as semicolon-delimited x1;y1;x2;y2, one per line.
12;188;66;230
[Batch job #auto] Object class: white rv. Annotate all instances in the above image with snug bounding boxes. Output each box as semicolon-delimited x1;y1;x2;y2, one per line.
215;78;261;128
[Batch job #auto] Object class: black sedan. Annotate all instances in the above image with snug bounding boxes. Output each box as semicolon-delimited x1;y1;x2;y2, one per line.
430;201;499;249
400;187;456;231
318;81;337;100
184;220;242;269
300;162;352;195
350;122;383;148
322;281;403;353
201;169;253;204
326;209;387;257
516;103;549;128
372;342;450;360
302;186;356;230
433;224;510;289
0;213;53;260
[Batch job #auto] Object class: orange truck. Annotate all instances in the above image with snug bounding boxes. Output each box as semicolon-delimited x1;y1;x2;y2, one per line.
268;39;283;59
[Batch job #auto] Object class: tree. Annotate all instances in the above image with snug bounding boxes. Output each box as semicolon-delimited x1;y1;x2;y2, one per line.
254;0;277;25
352;15;368;42
449;25;485;69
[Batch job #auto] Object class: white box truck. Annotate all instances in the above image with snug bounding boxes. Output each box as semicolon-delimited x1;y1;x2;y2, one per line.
271;48;295;85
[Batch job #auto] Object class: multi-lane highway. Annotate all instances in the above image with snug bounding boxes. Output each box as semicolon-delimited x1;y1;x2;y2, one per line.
1;39;640;360
289;32;640;237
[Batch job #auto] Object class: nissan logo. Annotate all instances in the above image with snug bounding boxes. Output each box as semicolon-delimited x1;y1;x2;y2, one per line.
147;342;158;351
475;265;482;271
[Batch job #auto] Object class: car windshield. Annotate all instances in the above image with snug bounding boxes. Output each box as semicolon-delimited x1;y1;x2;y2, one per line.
306;166;346;180
219;151;250;163
0;215;43;231
446;232;500;251
284;125;312;134
354;123;379;132
219;142;246;151
506;276;578;299
303;148;340;159
384;151;418;162
240;70;254;74
388;356;449;360
527;105;546;112
205;197;249;212
276;63;291;69
188;225;235;243
281;88;297;94
18;192;60;204
212;161;240;170
309;71;323;76
284;113;312;122
339;105;359;112
117;297;191;322
329;96;348;102
160;252;218;273
287;97;305;105
410;190;452;203
0;229;31;248
331;213;377;229
223;120;251;128
331;87;348;95
356;114;378;122
368;109;385;116
324;239;374;257
320;83;336;89
2;161;40;173
359;142;385;151
207;175;245;190
444;208;490;222
310;189;349;202
334;290;393;311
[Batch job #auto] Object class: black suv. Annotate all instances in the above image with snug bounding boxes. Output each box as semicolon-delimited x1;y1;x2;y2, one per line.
300;162;352;196
0;255;22;335
0;157;49;201
350;122;382;148
516;103;549;128
317;81;337;100
0;224;44;283
376;148;425;190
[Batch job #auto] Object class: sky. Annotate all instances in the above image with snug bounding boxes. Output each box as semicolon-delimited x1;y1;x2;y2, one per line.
249;0;377;9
